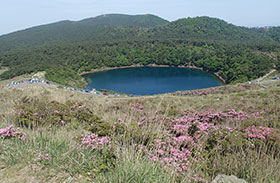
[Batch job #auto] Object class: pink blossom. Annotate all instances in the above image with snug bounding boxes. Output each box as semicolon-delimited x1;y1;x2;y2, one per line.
245;125;274;140
0;125;25;140
80;133;111;151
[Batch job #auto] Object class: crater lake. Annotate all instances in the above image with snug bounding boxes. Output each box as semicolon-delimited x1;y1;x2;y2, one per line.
84;67;223;95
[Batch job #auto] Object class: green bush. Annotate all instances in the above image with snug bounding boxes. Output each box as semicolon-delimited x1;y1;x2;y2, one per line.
16;97;112;136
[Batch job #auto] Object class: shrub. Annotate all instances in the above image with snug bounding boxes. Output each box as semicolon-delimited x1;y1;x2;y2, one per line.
0;125;25;140
16;97;112;136
17;97;72;128
79;133;116;176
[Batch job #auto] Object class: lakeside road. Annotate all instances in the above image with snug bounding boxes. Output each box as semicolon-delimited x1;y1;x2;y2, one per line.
6;82;57;89
4;79;122;97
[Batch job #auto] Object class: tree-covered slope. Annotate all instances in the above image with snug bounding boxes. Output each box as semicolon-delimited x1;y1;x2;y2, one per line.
257;27;280;42
0;14;280;87
148;17;275;43
79;14;169;27
0;40;277;86
0;14;168;52
1;15;279;53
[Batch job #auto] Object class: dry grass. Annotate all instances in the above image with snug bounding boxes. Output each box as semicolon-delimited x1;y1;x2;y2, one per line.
0;79;280;182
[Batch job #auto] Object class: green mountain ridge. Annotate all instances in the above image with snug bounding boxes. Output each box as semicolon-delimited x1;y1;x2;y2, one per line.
150;16;274;42
0;14;280;86
0;14;168;52
0;14;279;53
79;14;169;27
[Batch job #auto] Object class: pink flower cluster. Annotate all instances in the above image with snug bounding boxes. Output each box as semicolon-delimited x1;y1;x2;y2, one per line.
131;102;145;114
53;110;61;114
18;109;24;116
0;125;25;140
137;134;207;182
172;122;216;136
142;136;194;173
245;125;274;140
198;92;208;96
38;153;50;161
174;109;249;125
130;105;279;182
71;102;85;110
135;108;265;179
81;133;111;151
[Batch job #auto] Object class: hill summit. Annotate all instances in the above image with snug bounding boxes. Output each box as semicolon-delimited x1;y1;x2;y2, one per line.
79;13;169;27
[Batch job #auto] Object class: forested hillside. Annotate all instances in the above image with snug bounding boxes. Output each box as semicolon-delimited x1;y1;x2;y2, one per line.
79;14;169;27
0;14;168;53
0;14;280;88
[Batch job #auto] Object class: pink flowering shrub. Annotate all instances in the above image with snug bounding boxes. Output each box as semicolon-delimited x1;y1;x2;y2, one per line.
131;102;145;114
79;133;116;176
17;98;73;128
0;125;25;140
80;133;111;151
16;98;112;136
143;136;195;172
136;132;208;182
245;125;274;140
130;105;279;182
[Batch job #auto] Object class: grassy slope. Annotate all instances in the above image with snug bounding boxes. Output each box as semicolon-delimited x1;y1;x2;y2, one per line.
0;78;280;182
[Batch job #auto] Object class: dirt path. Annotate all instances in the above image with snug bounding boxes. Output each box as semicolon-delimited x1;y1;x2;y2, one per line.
258;69;277;81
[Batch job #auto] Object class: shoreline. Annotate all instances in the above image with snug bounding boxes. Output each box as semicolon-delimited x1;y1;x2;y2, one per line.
80;64;226;88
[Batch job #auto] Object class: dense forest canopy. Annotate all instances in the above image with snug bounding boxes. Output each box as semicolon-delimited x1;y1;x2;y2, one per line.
0;14;169;53
0;14;280;88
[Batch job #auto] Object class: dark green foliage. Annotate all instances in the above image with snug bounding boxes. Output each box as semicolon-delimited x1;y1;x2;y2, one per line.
277;54;280;70
205;129;248;155
1;40;275;84
0;15;280;86
149;17;272;42
45;66;84;88
121;122;158;145
87;117;112;137
0;15;278;53
257;27;280;42
80;14;169;27
16;97;112;136
17;97;72;128
0;14;168;53
113;123;127;135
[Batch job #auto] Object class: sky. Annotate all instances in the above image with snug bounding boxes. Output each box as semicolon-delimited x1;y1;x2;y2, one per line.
0;0;280;36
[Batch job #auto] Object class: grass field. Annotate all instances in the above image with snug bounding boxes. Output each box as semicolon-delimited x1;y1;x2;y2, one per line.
0;77;279;183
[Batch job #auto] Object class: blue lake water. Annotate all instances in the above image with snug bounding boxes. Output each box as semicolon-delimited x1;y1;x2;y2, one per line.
84;67;223;95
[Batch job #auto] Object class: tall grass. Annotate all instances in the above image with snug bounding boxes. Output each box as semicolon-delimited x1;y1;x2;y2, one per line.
0;80;279;182
94;146;177;183
0;128;112;177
